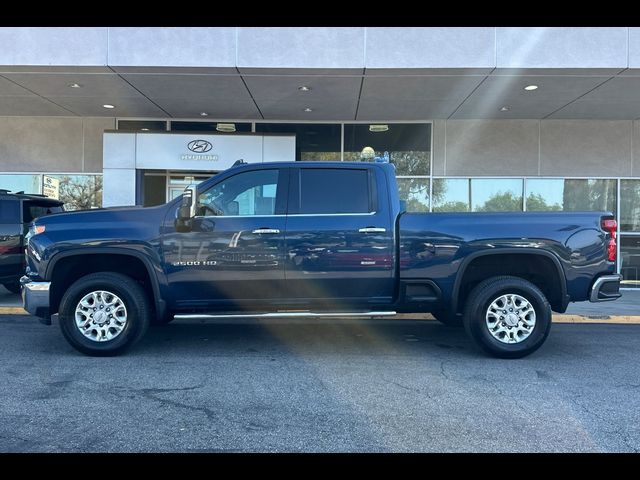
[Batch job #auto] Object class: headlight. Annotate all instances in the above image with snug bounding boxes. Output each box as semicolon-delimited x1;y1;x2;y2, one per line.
31;225;46;235
25;224;46;247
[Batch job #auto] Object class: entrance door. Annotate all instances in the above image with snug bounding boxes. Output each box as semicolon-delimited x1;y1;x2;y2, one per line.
166;173;211;202
168;186;186;201
161;167;289;311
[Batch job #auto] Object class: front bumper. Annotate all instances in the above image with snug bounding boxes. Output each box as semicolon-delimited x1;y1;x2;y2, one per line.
589;274;622;302
20;275;51;322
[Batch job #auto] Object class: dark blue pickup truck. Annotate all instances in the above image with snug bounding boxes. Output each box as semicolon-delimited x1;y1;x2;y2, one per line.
21;161;621;358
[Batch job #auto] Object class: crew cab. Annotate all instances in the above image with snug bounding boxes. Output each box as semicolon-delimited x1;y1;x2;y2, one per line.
21;162;621;358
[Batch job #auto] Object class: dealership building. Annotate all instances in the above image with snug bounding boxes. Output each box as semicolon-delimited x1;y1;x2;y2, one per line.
1;27;640;287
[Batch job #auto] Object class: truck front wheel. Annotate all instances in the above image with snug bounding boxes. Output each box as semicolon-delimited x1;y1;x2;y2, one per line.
463;276;551;359
58;272;150;356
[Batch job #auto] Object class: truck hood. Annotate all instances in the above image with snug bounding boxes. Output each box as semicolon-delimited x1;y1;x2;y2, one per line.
32;203;169;227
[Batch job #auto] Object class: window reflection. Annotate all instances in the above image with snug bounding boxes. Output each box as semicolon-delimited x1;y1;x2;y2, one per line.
432;179;469;212
563;179;616;212
621;236;640;288
620;180;640;232
255;123;341;161
198;169;279;216
471;179;523;212
397;178;429;212
44;175;103;210
525;179;563;211
170;122;251;133
118;120;167;132
0;174;41;194
343;123;431;176
526;179;617;213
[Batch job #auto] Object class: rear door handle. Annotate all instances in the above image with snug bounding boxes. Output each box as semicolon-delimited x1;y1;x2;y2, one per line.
252;228;280;234
358;227;386;233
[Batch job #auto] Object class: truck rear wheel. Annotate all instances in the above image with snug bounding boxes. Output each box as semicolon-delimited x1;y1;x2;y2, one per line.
463;276;551;359
58;272;150;356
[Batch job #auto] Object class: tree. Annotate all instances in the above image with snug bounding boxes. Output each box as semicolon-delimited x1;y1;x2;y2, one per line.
563;179;616;212
475;191;523;212
57;175;103;211
397;177;429;212
433;201;469;212
526;193;561;211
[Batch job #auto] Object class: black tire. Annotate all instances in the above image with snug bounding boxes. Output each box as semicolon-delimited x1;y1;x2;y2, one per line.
58;272;150;356
431;309;463;327
3;281;21;294
463;276;551;359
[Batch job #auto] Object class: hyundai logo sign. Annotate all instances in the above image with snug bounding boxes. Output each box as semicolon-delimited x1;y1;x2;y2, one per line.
187;140;213;153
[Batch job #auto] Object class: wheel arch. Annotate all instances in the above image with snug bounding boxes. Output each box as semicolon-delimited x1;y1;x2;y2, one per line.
46;248;165;319
451;248;568;314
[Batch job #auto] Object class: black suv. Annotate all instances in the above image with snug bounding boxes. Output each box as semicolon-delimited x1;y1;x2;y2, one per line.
1;190;64;293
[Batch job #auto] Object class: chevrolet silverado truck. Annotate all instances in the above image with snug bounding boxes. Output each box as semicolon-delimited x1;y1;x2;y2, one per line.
21;161;621;358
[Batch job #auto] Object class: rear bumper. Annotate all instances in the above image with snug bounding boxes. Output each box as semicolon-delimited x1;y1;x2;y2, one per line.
589;274;622;302
20;275;51;321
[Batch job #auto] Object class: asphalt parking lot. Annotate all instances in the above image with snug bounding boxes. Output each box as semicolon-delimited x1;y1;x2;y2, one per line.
1;313;639;452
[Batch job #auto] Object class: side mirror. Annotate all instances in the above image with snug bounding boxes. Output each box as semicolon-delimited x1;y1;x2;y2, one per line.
175;184;198;232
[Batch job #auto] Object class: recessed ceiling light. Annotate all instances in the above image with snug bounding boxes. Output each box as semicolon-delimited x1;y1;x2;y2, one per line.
68;83;82;88
298;86;311;92
303;107;313;112
102;104;115;109
524;85;539;91
216;123;236;133
141;128;149;131
369;124;389;132
499;106;511;112
199;112;209;117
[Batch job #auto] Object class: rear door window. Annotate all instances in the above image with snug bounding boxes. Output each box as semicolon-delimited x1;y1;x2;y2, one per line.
23;202;64;223
0;199;20;223
299;168;371;214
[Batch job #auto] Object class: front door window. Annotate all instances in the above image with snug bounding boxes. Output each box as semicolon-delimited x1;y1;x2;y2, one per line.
198;169;279;217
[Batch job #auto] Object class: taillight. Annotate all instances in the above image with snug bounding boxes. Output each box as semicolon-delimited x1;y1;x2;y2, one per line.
602;218;617;262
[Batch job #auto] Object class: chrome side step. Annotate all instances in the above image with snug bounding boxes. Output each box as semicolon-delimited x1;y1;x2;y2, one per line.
173;311;397;320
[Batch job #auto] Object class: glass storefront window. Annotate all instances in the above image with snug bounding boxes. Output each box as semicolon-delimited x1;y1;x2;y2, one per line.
432;179;470;212
526;179;617;213
118;120;167;132
620;180;640;232
621;236;640;289
343;123;431;176
255;123;341;161
170;122;251;133
471;179;523;212
397;178;429;212
0;174;41;194
44;174;102;211
525;179;563;211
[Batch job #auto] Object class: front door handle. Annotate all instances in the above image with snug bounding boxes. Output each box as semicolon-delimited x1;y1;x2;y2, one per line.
252;228;280;234
358;227;386;233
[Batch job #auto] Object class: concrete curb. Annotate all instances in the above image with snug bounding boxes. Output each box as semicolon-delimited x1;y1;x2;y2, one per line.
0;307;29;315
1;307;639;324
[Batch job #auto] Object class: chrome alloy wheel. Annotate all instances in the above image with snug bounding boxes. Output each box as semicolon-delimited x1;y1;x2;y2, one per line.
74;290;128;342
485;293;536;344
